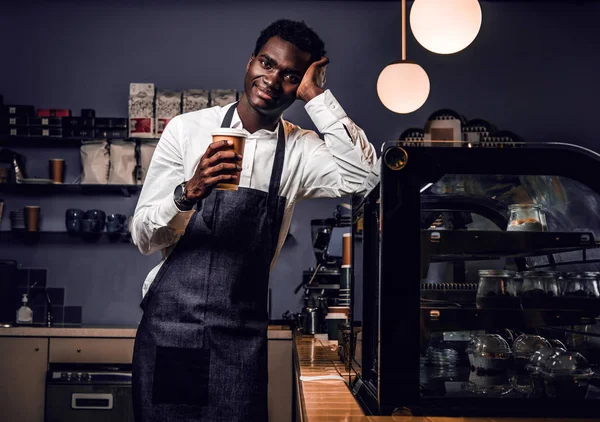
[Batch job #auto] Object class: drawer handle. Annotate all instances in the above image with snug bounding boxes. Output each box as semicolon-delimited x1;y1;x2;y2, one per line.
35;347;39;352
77;348;82;353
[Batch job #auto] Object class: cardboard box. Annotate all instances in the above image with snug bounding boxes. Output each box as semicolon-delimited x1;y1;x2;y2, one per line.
64;128;95;139
4;116;28;126
2;105;35;116
29;127;63;138
29;117;63;127
94;128;128;139
182;89;209;113
129;83;155;138
4;127;29;137
95;118;128;128
210;89;236;107
155;90;181;136
62;117;95;129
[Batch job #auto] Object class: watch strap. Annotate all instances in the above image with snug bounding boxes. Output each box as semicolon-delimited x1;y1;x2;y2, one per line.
174;182;196;211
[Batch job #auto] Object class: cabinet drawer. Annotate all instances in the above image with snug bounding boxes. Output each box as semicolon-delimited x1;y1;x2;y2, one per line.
49;338;134;364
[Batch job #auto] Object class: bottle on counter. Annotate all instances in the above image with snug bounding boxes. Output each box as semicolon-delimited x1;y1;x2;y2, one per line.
16;293;33;325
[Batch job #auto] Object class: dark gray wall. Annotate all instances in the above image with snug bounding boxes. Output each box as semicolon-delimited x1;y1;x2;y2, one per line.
1;0;599;324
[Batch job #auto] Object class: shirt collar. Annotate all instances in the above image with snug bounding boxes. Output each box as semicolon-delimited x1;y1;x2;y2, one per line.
225;102;282;138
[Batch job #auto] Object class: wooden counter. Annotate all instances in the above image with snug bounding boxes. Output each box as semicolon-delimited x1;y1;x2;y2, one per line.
0;324;292;339
293;334;591;422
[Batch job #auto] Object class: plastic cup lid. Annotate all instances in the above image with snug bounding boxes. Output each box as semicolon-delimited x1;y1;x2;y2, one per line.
211;128;247;138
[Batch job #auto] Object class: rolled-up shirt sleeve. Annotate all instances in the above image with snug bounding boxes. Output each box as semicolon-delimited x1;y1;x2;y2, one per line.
131;116;192;255
297;90;377;200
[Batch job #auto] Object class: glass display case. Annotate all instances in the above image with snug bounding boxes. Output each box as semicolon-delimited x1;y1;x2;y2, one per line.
350;141;600;418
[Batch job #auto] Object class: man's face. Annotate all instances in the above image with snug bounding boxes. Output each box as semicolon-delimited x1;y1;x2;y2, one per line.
244;36;312;116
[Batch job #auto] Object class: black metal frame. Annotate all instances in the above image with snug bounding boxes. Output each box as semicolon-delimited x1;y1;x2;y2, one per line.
351;141;600;417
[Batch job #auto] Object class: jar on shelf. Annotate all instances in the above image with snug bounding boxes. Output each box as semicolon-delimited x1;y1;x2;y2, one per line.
507;204;547;232
521;271;560;308
562;272;600;298
476;270;519;309
507;272;523;297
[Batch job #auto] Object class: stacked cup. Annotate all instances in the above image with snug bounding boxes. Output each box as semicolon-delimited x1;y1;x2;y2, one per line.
65;209;86;237
10;209;26;231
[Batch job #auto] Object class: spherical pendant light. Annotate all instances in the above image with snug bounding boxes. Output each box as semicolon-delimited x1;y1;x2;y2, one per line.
410;0;482;55
377;61;430;114
376;0;430;114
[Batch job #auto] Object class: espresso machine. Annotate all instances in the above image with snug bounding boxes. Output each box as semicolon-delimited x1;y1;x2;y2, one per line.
295;204;351;334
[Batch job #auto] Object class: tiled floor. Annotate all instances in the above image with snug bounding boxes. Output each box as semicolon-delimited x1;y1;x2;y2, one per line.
294;335;594;422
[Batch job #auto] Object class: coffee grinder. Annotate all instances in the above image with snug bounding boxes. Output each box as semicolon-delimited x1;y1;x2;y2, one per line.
295;204;351;334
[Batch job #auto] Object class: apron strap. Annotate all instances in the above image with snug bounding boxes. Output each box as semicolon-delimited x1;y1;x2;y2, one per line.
266;120;285;225
221;102;238;128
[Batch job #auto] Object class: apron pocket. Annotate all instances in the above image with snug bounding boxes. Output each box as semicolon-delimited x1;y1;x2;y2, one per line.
152;346;210;406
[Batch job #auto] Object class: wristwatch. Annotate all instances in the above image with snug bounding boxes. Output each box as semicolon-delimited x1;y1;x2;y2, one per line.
173;181;196;211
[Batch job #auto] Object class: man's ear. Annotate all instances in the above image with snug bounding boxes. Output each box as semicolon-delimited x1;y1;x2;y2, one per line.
246;56;254;72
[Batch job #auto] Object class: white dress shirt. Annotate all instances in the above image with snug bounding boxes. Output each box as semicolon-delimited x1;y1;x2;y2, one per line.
132;90;376;297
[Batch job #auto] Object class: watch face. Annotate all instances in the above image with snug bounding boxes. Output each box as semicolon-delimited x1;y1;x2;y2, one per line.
174;183;184;200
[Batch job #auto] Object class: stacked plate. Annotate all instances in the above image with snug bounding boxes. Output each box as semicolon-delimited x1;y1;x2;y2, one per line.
426;347;460;367
10;209;26;231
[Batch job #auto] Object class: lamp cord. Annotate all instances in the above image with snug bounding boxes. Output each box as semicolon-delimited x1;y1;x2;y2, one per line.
402;0;407;60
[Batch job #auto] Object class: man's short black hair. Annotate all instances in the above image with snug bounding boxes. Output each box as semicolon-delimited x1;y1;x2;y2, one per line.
253;19;326;63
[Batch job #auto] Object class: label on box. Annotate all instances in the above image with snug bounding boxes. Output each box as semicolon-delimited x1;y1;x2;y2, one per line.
129;118;154;137
156;118;172;135
52;109;71;117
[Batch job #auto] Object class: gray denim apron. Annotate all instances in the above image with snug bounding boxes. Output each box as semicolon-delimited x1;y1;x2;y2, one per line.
132;103;286;422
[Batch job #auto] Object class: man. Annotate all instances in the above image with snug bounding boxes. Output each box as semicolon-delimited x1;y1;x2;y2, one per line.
131;19;376;422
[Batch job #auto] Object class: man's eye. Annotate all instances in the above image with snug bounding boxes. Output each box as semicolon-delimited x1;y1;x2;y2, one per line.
285;74;300;84
260;60;272;69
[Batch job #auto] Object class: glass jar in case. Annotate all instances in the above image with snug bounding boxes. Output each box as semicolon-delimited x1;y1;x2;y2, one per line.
507;204;547;232
562;272;600;298
521;271;560;308
476;270;519;309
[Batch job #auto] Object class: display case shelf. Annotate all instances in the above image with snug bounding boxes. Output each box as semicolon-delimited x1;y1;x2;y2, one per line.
0;183;141;197
0;231;132;245
421;306;599;331
422;230;598;262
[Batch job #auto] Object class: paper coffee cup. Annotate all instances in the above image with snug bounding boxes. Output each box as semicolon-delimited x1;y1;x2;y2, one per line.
210;128;247;190
24;205;41;232
49;158;65;184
